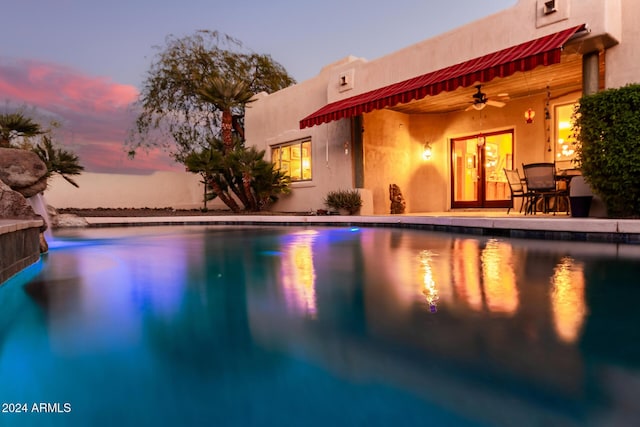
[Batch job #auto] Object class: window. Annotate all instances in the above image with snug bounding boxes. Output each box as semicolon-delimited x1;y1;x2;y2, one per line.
272;139;312;181
554;103;578;169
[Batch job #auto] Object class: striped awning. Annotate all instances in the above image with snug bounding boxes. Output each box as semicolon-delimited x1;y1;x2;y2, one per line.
300;24;586;129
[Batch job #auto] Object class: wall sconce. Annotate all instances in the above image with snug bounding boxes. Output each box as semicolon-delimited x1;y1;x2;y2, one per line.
422;142;433;161
525;108;536;124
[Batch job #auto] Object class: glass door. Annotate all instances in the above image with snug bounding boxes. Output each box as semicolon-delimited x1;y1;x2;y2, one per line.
451;130;513;209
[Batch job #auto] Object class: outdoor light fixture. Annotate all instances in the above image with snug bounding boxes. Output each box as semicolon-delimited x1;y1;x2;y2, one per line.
422;142;433;161
525;108;536;124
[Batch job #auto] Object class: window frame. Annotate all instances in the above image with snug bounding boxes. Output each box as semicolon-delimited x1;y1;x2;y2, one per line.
271;138;312;182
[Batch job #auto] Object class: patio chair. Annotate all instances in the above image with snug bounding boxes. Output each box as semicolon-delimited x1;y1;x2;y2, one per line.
522;163;569;215
503;168;533;214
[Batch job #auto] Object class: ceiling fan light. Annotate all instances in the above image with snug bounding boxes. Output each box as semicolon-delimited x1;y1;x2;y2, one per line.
472;103;486;111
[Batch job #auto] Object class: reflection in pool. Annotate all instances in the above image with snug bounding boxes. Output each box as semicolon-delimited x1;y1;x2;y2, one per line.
1;225;640;426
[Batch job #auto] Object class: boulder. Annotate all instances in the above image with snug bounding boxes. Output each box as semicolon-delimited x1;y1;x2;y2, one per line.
16;177;49;198
54;213;89;228
0;147;48;194
0;179;40;220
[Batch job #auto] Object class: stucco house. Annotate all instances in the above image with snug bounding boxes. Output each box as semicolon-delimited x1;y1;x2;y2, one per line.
245;0;640;215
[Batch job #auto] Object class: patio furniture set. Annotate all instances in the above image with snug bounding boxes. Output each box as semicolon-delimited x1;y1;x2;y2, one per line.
504;163;581;215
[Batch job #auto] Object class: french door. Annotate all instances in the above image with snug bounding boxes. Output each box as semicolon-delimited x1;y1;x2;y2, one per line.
451;130;513;209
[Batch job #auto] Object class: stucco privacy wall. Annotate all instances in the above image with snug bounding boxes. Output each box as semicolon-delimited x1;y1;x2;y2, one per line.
45;171;213;210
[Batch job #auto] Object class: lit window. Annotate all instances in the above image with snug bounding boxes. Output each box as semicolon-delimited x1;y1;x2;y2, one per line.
272;139;312;182
555;103;578;167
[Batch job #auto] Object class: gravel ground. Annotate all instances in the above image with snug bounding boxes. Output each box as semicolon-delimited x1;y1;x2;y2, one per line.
57;208;309;217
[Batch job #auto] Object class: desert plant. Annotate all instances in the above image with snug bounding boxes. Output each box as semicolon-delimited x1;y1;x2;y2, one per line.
324;189;363;215
0;112;42;147
185;137;290;212
573;83;640;217
32;135;84;187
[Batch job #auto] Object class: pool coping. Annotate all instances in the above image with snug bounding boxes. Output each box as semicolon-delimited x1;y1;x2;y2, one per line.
82;214;640;244
0;219;44;235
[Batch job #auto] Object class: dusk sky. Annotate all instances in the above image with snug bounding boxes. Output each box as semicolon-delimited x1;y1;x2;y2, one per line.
1;0;515;174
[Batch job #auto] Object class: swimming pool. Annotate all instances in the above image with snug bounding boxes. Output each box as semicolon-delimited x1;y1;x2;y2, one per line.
1;225;640;426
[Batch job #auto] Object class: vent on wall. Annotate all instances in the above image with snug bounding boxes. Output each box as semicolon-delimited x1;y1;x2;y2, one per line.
536;0;568;28
544;0;557;15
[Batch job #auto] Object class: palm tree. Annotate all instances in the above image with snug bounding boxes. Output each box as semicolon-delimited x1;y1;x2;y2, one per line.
197;76;255;153
0;112;42;147
231;146;291;211
190;76;290;212
185;138;290;213
32;135;84;187
184;143;241;212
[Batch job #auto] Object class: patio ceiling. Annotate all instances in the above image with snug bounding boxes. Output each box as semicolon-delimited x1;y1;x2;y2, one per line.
388;49;601;115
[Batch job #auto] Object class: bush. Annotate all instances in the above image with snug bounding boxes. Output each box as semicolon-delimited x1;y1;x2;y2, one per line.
324;189;362;215
574;83;640;217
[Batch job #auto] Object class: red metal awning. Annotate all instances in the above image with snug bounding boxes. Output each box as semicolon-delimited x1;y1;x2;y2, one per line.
300;24;585;129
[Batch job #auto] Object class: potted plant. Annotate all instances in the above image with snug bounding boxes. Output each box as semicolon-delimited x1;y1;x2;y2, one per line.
568;175;593;217
324;189;363;215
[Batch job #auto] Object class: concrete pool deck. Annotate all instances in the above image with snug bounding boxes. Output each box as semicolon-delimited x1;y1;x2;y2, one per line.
81;212;640;244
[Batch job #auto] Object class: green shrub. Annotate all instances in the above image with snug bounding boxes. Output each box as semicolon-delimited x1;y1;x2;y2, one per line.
324;189;362;215
573;83;640;217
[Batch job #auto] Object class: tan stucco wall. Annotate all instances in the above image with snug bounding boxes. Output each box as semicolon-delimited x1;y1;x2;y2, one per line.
362;110;413;213
247;57;359;213
44;171;211;210
605;0;640;88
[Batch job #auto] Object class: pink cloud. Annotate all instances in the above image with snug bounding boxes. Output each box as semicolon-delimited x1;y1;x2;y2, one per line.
2;59;137;114
74;141;184;175
0;58;177;174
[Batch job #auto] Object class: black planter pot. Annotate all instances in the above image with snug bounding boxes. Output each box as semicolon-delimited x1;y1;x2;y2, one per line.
570;196;593;217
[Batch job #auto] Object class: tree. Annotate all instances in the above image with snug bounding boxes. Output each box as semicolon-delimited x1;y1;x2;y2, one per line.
197;76;255;154
32;135;85;188
0;112;42;147
129;30;296;212
128;30;295;162
0;110;84;188
184;137;291;213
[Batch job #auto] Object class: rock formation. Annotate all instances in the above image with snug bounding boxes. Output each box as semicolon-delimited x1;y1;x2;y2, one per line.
0;147;49;198
0;179;40;219
0;147;49;252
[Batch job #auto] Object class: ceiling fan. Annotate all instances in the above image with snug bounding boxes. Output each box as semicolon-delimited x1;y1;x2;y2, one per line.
465;85;506;111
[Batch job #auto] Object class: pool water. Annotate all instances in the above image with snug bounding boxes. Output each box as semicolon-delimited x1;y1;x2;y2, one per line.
1;225;640;426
